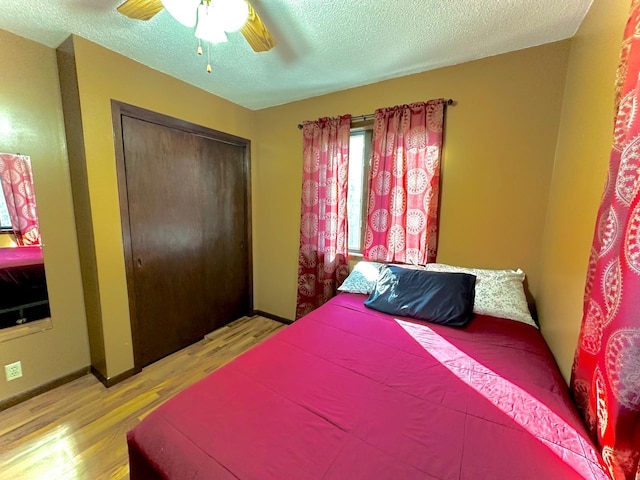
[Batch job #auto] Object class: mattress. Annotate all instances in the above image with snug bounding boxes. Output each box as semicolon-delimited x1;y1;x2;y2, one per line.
0;246;45;287
127;293;608;479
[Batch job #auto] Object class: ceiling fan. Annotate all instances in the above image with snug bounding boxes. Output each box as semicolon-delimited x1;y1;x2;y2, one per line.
117;0;276;52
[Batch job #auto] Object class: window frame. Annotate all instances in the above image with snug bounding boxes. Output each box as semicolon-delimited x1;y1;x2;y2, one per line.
347;122;373;255
0;192;13;232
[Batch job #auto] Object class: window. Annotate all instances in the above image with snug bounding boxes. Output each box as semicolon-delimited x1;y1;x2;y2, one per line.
347;128;372;253
0;193;12;231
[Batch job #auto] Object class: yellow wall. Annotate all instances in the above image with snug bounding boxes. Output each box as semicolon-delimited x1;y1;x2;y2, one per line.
70;37;255;378
537;0;629;379
254;42;571;319
0;233;16;248
0;30;89;401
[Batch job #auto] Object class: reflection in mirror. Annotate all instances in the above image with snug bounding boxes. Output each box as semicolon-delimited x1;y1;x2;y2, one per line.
0;153;49;329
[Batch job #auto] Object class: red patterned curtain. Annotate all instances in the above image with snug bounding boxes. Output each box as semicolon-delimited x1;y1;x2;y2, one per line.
0;154;41;246
296;115;351;319
570;3;640;479
363;100;445;265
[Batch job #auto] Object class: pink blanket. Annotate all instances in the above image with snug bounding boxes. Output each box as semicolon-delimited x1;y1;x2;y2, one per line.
0;246;44;287
128;293;608;479
0;246;43;269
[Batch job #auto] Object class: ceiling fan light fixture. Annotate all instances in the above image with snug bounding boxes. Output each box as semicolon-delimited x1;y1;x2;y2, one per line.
195;3;228;44
212;0;249;33
161;0;200;27
117;0;275;53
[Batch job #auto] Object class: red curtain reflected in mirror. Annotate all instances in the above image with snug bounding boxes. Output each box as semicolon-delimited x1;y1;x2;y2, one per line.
0;153;41;246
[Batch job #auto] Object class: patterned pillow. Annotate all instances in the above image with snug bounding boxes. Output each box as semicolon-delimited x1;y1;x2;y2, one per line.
423;263;537;328
338;261;383;294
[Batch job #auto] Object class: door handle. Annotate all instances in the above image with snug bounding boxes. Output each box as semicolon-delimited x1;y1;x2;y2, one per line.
136;258;143;268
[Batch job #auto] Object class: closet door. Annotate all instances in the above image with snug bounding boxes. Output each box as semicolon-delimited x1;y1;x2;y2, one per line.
118;108;251;368
200;139;250;334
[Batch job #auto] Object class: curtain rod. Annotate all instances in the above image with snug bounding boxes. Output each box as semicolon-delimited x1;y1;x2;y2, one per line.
296;98;455;129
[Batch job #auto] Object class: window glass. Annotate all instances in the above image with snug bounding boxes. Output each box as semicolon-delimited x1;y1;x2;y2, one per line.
347;130;371;252
0;194;11;229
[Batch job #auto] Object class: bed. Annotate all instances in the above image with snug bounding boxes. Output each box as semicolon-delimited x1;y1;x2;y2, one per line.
127;288;608;479
0;246;50;328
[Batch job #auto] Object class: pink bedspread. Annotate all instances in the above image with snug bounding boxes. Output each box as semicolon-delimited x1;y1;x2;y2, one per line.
0;246;44;286
0;246;42;267
128;293;608;479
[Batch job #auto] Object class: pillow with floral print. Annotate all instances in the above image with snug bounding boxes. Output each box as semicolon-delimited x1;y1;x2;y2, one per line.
423;263;537;328
338;261;383;294
338;261;427;294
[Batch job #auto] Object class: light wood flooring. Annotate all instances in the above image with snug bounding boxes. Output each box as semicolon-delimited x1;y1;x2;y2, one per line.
0;316;285;480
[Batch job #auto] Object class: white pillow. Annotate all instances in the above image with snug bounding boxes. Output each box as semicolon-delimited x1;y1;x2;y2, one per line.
423;263;537;328
338;261;383;294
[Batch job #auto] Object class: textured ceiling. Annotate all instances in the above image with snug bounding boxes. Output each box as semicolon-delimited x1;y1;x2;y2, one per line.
0;0;593;110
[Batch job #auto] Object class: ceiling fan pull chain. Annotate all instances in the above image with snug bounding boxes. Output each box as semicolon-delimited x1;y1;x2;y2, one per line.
197;38;203;56
207;43;212;73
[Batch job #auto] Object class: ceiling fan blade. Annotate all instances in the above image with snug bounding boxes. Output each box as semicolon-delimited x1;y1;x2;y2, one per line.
117;0;164;21
241;2;276;52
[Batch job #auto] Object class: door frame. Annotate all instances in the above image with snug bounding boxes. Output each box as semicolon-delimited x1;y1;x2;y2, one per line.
111;100;253;372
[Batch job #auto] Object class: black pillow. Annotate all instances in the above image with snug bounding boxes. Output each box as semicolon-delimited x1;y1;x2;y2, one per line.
364;266;476;327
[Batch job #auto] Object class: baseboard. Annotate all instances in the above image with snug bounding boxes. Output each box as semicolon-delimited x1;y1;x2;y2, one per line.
253;310;294;325
91;365;139;388
0;366;90;412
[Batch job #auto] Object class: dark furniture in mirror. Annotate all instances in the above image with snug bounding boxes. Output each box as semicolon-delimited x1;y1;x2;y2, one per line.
0;246;49;328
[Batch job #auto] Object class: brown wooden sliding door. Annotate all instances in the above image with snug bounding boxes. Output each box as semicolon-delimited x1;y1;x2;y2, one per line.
114;103;251;368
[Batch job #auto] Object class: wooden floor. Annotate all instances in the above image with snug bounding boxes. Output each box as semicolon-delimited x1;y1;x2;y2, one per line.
0;316;285;480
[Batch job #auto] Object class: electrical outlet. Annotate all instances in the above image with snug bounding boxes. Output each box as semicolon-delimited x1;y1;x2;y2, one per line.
5;361;22;381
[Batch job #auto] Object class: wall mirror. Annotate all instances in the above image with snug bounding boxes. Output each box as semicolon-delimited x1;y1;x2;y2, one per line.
0;153;49;329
